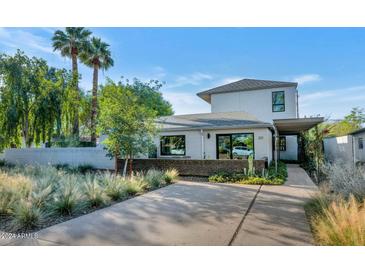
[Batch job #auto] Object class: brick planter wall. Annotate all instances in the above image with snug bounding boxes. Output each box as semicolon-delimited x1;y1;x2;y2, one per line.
118;158;267;177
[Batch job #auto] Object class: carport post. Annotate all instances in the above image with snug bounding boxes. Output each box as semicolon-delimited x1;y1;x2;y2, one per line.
272;125;279;173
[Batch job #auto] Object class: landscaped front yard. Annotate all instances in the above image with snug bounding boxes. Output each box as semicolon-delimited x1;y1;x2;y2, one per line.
305;162;365;245
0;163;178;233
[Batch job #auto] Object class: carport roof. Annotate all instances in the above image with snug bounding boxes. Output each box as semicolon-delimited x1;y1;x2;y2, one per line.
157;111;272;131
273;117;324;135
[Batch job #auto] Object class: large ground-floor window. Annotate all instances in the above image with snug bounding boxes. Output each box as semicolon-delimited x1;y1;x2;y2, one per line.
216;133;254;159
160;135;186;156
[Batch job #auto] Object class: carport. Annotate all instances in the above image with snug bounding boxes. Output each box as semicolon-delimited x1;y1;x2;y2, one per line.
272;117;324;170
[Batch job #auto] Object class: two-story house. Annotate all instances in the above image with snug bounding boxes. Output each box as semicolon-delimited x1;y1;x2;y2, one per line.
154;79;323;164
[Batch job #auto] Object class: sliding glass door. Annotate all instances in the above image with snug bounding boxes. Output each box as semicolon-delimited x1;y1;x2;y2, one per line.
216;133;254;159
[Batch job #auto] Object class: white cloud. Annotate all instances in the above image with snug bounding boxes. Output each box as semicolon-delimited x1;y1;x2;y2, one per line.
299;85;365;119
166;72;213;89
293;74;321;85
162;91;210;115
219;76;243;85
0;28;54;54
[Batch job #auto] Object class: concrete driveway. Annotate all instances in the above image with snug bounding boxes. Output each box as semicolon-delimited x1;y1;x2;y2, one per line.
1;164;317;246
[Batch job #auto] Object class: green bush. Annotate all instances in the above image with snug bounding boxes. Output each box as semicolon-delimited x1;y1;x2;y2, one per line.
145;169;164;188
237;176;284;185
50;178;85;216
163;168;179;184
11;200;44;231
83;175;109;208
268;161;288;181
208;161;287;185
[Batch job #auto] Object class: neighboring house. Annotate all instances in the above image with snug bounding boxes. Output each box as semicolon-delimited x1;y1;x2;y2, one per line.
154;78;323;164
324;128;365;164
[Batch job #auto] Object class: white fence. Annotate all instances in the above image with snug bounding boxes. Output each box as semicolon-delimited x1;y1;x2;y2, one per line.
323;135;354;163
4;147;114;169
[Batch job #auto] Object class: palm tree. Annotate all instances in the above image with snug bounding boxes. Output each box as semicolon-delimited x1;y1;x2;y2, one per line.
52;27;92;137
81;37;114;145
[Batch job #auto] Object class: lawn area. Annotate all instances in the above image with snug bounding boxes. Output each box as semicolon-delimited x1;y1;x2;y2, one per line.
305;162;365;245
208;160;288;185
0;163;178;233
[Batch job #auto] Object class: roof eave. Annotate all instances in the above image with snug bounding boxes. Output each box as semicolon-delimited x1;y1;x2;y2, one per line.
196;83;298;103
158;123;273;132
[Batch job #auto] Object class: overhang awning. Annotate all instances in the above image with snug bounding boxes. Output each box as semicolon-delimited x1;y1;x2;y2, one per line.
273;117;324;135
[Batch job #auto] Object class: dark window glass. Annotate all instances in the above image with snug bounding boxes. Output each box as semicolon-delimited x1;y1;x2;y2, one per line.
272;91;285;112
217;133;254;159
160;135;185;156
279;136;286;151
359;138;364;150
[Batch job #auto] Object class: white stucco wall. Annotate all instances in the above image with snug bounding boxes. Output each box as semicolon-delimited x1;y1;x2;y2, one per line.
353;132;365;162
279;135;298;161
210;86;298;122
155;127;273;162
4;147;114;169
323;136;354;163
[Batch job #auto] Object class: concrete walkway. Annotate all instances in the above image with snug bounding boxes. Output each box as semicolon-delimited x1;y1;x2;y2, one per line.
231;164;318;245
1;164;317;246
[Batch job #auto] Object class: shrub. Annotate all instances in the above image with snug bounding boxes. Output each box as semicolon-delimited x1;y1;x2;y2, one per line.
311;195;365;245
76;164;95;174
11;200;43;231
123;178;146;196
163;169;179;184
145;169;164;188
208;172;232;183
208;162;287;185
83;174;109;208
322;162;365;200
31;178;56;208
50;177;84;216
237;176;284;185
103;175;128;201
0;172;32;215
268;161;287;181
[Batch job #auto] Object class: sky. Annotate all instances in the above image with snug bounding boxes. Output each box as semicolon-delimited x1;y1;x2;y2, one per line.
0;27;364;119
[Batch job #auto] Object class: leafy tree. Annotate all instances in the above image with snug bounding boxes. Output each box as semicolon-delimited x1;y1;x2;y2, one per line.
52;27;92;137
0;51;72;148
98;79;157;175
324;107;365;137
125;78;173;116
80;37;114;145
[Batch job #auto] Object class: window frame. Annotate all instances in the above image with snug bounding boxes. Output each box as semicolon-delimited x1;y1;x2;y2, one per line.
359;137;364;150
216;132;255;159
272;90;285;112
279;136;286;151
160;135;186;156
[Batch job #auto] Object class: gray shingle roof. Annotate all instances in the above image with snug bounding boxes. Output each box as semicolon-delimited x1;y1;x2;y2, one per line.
156;111;272;131
197;78;298;103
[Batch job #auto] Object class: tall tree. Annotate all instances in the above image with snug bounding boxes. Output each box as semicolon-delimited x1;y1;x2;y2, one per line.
81;37;114;144
52;27;91;137
0;51;68;147
125;78;174;117
98;79;157;175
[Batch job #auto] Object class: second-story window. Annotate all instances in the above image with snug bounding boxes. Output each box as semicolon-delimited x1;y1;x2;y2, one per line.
272;91;285;112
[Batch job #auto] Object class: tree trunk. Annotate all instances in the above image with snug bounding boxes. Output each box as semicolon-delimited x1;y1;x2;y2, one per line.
122;156;128;178
129;153;133;175
90;64;99;145
114;145;119;175
23;112;30;147
71;53;79;137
